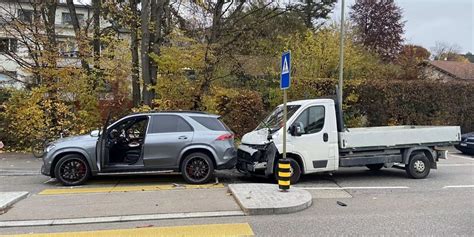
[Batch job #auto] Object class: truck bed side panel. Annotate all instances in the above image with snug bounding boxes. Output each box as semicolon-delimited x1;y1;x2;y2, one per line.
339;126;460;149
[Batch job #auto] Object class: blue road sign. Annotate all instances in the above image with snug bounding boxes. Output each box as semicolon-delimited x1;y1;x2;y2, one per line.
281;51;291;89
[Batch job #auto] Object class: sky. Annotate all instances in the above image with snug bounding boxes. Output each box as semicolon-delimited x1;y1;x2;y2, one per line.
331;0;474;54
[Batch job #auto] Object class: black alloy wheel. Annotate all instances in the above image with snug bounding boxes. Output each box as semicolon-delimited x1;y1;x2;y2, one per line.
181;153;214;184
55;154;91;186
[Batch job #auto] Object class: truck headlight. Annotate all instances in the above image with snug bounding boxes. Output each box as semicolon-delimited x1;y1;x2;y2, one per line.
46;144;56;153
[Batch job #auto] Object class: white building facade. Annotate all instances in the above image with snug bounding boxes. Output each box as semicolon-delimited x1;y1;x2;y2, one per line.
0;0;120;87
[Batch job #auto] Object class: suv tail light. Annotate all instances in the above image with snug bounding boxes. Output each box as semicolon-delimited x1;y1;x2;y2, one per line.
216;133;234;141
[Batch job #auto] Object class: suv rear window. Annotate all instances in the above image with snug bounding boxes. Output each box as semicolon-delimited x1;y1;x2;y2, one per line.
191;116;228;131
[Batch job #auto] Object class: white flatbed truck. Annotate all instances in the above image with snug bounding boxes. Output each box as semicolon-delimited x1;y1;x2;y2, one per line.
236;98;461;183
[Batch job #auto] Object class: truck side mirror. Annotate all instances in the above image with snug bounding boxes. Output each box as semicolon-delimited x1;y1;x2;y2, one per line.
290;123;304;136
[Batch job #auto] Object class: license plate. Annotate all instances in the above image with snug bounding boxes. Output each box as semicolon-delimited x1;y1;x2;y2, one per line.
460;143;467;147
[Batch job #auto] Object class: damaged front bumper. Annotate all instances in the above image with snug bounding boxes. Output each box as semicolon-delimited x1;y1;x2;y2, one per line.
236;142;277;177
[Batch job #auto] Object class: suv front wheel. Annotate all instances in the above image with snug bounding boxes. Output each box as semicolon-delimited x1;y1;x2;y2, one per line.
55;154;91;186
181;152;215;184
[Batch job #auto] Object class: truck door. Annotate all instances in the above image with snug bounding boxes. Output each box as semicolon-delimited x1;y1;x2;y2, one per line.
288;105;338;172
142;115;194;168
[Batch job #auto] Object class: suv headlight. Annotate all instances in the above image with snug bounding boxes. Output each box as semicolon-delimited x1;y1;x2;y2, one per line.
46;144;56;153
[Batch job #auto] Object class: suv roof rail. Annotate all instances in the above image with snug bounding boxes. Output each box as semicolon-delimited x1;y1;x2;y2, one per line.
132;110;209;115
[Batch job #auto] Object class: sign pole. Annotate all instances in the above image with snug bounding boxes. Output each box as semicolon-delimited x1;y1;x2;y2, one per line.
278;51;291;192
283;89;287;160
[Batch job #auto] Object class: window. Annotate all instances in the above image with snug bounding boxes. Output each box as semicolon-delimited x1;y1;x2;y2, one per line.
292;106;325;135
256;105;301;131
58;38;78;57
0;38;17;53
190;116;228;131
18;9;33;23
149;115;193;133
62;12;84;25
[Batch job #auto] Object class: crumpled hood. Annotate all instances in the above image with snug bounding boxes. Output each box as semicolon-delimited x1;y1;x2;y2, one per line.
241;128;271;145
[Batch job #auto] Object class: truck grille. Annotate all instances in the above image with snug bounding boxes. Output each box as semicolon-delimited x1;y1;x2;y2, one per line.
237;149;253;162
242;143;267;150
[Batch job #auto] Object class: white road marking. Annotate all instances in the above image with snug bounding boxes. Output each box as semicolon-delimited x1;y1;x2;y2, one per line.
443;185;474;189
449;154;474;161
438;163;474;167
298;186;410;190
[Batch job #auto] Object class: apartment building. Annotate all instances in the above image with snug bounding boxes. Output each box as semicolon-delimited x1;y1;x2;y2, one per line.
0;0;124;87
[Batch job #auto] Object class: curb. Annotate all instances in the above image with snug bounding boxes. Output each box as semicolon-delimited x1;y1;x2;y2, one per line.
229;183;312;215
0;192;29;213
0;211;245;228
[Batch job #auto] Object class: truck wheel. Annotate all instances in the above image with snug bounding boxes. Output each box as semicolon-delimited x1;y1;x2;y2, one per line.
405;153;431;179
181;152;214;184
54;154;91;186
366;163;384;171
274;158;302;184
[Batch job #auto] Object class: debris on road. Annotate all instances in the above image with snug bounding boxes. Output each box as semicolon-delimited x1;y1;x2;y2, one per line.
337;201;347;207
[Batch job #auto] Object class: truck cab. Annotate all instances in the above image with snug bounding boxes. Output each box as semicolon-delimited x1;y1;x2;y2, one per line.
236;98;460;183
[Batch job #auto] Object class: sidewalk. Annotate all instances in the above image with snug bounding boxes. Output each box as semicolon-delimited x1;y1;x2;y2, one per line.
0;153;42;173
0;187;240;221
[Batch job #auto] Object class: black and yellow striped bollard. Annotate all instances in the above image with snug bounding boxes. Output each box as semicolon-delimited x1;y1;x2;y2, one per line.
278;158;291;191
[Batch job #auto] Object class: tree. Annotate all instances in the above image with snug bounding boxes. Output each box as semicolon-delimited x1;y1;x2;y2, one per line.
293;0;336;29
431;41;468;62
65;0;92;74
397;44;430;80
349;0;404;61
176;1;291;110
140;0;172;106
102;0;142;106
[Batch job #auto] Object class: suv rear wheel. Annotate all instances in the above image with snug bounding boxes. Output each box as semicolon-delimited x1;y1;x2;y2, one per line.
181;152;215;184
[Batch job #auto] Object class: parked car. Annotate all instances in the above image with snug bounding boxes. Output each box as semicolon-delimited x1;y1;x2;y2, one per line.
455;132;474;155
41;111;236;186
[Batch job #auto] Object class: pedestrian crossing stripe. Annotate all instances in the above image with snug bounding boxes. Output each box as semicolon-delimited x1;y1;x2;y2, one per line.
5;223;254;237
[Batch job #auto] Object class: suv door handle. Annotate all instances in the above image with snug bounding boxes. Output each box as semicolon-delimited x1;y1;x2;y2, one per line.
323;133;328;142
178;135;188;140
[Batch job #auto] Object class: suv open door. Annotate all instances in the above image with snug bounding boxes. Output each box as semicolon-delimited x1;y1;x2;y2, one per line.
96;113;111;171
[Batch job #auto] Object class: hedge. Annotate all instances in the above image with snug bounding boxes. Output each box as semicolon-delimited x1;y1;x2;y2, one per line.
356;80;474;133
283;78;474;133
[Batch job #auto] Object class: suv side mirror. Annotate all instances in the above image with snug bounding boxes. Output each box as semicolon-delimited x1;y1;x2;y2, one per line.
289;122;304;136
90;129;100;137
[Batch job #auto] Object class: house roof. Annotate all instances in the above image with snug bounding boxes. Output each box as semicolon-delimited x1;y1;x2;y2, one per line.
427;60;474;80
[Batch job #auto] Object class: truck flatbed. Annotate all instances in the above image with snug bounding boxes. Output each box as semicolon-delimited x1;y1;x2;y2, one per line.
339;126;460;150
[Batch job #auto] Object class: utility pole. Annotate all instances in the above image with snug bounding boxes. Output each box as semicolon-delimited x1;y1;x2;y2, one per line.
338;0;345;111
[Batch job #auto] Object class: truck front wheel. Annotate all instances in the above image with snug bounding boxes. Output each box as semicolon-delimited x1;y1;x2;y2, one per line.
274;158;302;184
405;153;431;179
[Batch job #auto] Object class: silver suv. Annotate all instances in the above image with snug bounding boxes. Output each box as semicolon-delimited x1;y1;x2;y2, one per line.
41;111;236;186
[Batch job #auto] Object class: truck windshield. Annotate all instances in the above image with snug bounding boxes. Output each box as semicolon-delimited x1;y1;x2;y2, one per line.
256;105;301;132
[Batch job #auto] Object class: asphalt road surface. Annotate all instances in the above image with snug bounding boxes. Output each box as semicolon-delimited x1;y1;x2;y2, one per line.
0;151;473;236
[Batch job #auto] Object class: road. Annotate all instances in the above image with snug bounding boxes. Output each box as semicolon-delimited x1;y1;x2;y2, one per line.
0;151;473;236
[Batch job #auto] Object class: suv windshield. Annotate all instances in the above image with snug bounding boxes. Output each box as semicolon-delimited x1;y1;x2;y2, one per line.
256;105;301;132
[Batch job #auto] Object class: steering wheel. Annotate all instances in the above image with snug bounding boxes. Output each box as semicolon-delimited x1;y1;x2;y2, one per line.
118;130;131;145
